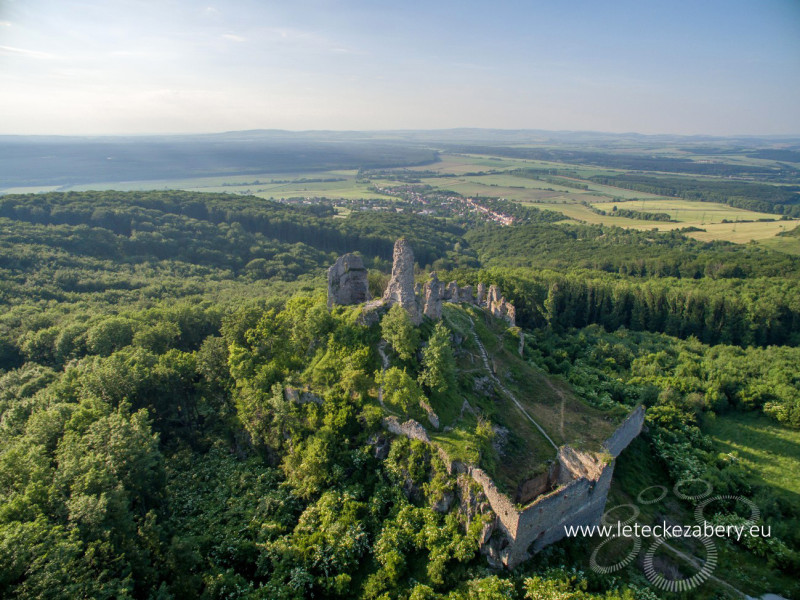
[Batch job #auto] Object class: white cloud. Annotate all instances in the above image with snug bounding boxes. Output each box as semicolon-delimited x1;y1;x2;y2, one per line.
0;45;57;60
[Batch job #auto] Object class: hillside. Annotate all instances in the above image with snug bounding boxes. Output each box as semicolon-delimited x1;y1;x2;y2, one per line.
1;189;799;599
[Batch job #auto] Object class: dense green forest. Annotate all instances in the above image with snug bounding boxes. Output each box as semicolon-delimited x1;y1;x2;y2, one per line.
1;190;799;599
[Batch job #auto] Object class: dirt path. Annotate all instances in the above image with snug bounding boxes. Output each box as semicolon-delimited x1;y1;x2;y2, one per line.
466;315;558;451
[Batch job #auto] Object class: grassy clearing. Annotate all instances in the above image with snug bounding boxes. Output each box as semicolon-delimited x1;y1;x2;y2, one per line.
602;423;800;599
58;170;349;191
519;197;800;244
435;304;621;496
424;177;568;202
533;201;672;228
403;154;523;174
758;235;800;255
458;173;579;192
706;412;800;501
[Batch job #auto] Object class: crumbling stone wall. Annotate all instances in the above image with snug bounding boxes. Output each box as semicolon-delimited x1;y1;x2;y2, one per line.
383;416;431;443
422;272;442;320
515;461;561;505
382;238;421;324
383;403;645;569
603;405;645;457
491;405;645;567
327;239;517;327
504;462;615;564
327;253;370;308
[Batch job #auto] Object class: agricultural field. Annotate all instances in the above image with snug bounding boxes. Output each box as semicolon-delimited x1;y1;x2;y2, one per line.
592;198;778;223
406;153;800;251
4;143;798;253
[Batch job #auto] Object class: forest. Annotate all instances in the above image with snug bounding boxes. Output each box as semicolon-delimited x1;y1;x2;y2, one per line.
1;189;799;599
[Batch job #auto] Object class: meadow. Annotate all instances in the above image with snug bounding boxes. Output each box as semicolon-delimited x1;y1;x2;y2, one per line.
707;412;800;501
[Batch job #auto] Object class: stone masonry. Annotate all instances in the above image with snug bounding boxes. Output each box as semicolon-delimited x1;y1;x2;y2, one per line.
327;253;370;309
385;405;646;569
327;239;517;327
382;238;421;324
422;272;443;320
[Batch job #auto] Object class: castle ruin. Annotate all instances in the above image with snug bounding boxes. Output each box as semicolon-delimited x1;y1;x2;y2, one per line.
327;238;516;326
325;239;643;567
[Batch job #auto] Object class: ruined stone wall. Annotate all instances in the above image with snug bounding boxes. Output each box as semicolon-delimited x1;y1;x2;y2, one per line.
515;462;560;505
497;408;643;567
504;462;615;566
383;416;431;443
326;240;517;327
603;405;645;457
327;253;370;308
382;238;421;324
467;466;521;538
382;406;644;568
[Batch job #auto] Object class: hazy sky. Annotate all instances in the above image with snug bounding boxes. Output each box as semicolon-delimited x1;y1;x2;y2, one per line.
1;0;799;135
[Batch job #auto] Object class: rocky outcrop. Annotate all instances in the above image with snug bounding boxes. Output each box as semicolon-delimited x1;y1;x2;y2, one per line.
420;399;440;429
422;272;442;320
418;275;517;326
382;239;421;325
327;253;370;309
283;386;324;405
476;283;487;307
326;240;517;327
487;285;516;326
383;416;430;443
444;281;460;303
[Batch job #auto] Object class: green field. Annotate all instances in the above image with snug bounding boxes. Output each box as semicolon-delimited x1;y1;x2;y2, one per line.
759;234;800;255
690;220;800;244
592;198;779;224
605;435;800;599
707;412;800;502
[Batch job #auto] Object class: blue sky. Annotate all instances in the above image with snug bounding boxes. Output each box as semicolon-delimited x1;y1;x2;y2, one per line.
1;0;798;135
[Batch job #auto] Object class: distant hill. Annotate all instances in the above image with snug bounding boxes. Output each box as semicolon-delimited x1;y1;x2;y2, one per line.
0;131;437;187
